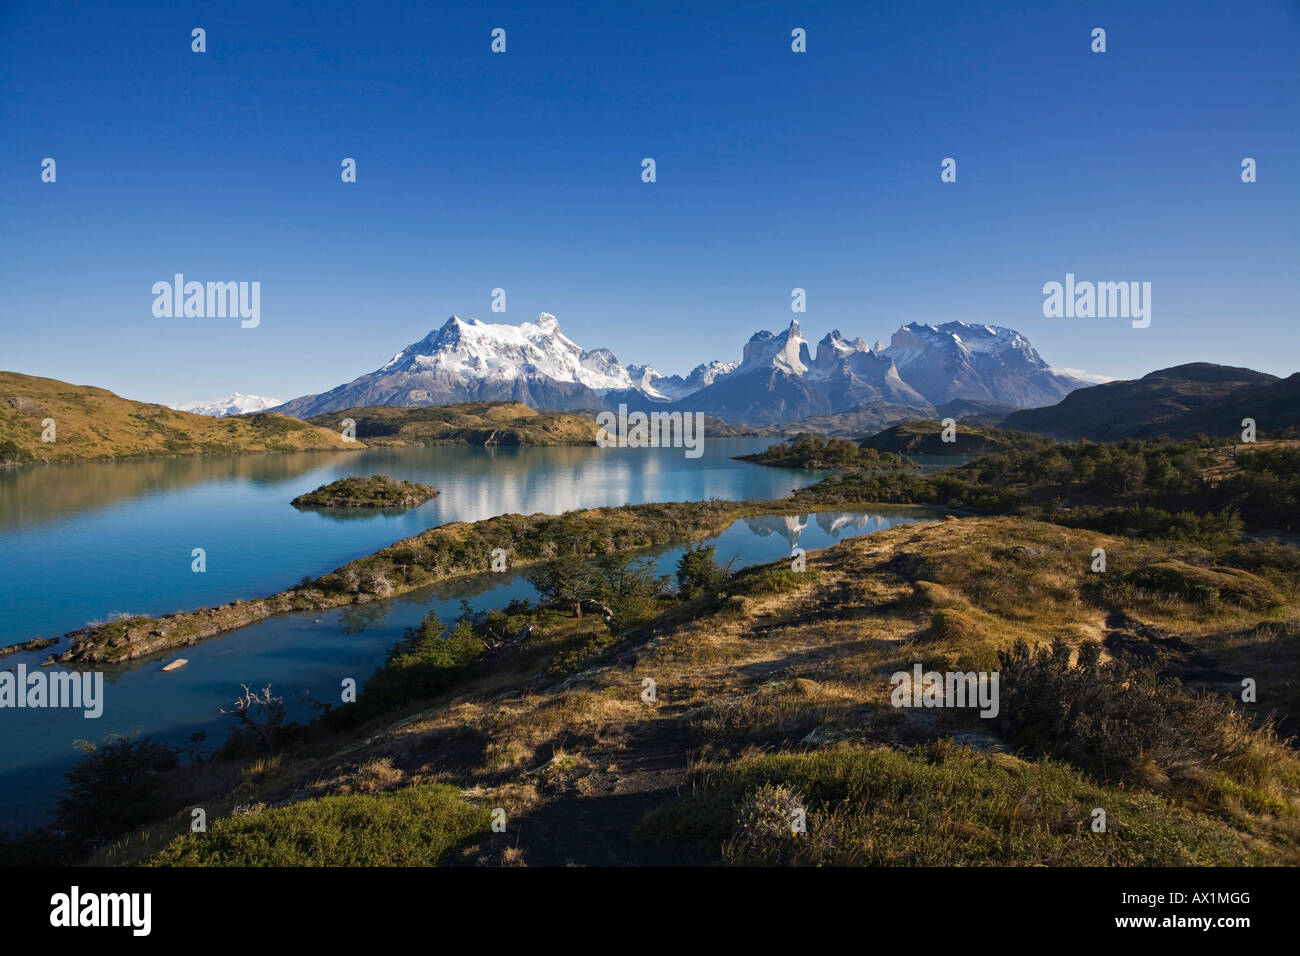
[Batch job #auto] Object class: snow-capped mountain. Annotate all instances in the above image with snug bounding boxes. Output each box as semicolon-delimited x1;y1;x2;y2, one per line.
171;393;283;417
650;320;1085;424
380;314;633;390
652;321;924;424
272;313;1087;424
273;314;661;418
882;322;1085;408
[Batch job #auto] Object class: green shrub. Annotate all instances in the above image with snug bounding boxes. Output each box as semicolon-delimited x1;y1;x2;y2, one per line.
0;439;34;463
727;565;813;597
145;784;490;866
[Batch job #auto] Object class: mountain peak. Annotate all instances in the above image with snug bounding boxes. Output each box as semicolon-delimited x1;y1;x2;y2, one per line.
738;320;810;376
438;313;465;332
817;329;870;351
813;329;872;371
171;393;283;417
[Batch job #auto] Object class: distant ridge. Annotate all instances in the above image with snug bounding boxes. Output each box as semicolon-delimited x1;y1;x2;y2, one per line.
0;372;357;463
1001;363;1297;441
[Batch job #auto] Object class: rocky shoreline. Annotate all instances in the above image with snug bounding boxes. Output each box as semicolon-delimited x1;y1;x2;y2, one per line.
0;636;58;659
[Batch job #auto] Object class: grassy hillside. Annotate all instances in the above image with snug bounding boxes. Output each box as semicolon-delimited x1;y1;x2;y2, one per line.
0;372;361;463
60;515;1300;868
303;402;600;446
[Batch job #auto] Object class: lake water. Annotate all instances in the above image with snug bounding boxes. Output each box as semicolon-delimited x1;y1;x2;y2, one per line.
0;440;832;648
0;441;936;829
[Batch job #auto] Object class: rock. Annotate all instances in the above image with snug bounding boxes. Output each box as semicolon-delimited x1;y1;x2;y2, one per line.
801;727;841;745
0;635;58;659
952;732;1009;754
993;544;1043;562
5;396;48;416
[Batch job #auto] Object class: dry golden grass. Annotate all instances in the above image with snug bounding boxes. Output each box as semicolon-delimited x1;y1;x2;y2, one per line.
344;757;405;794
96;515;1300;866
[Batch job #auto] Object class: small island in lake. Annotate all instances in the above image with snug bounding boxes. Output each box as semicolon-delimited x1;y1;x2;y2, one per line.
291;474;440;509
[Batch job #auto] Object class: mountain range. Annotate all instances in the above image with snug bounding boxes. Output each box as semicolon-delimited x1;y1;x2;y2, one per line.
271;314;1087;425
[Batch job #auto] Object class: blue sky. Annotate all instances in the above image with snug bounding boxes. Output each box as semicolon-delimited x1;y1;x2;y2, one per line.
2;0;1297;405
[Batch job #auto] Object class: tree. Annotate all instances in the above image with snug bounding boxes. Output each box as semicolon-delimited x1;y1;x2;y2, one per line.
526;557;595;617
593;554;669;630
528;554;668;630
222;684;287;751
55;734;179;854
677;544;725;599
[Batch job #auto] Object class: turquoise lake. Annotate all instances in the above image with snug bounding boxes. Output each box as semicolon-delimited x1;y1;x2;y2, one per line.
0;440;942;828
